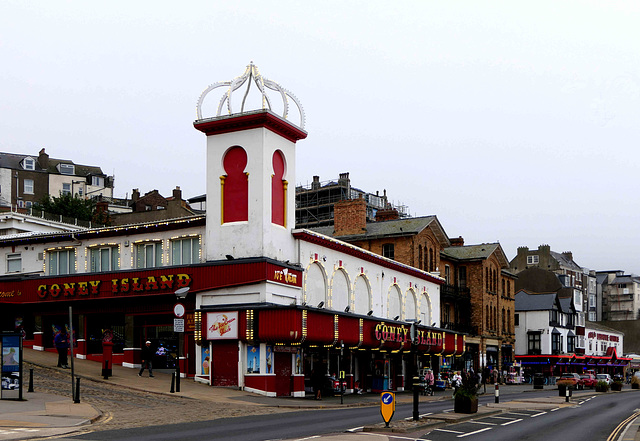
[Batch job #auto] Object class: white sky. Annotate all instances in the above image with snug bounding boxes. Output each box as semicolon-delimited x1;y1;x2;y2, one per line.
1;1;639;272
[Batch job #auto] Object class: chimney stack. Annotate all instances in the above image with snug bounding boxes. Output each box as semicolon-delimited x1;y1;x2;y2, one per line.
334;195;366;236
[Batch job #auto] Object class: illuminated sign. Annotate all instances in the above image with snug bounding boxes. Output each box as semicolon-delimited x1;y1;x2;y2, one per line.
374;323;442;346
272;267;299;285
206;312;238;340
36;273;191;300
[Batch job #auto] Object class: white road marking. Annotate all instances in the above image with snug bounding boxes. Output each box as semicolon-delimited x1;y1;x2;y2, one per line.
346;426;364;432
468;421;496;425
457;427;492;437
550;408;561;412
531;411;547;417
420;412;433;417
434;428;464;434
504;411;538;416
489;415;519;420
501;418;523;426
442;408;454;413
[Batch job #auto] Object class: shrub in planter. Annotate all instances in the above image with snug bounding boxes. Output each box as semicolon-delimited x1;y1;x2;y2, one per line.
631;376;640;389
595;380;609;392
611;381;623;391
453;373;479;414
556;379;575;396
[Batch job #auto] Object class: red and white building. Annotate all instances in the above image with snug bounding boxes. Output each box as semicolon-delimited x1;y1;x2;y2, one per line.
0;64;464;397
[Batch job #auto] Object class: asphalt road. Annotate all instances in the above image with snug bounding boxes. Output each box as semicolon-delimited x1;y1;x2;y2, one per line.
55;388;625;441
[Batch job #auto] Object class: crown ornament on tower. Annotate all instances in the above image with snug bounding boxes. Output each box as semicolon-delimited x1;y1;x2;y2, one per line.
196;62;306;129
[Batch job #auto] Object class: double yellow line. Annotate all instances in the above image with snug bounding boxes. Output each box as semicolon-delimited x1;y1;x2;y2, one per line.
607;410;640;441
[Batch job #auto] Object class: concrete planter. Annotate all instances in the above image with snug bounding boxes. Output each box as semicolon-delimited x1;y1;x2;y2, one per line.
454;396;478;414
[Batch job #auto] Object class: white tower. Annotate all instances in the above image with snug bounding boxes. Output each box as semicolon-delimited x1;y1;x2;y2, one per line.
194;63;307;263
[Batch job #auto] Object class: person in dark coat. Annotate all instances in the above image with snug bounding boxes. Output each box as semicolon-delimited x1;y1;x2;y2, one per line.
311;368;324;400
138;341;154;377
54;329;70;368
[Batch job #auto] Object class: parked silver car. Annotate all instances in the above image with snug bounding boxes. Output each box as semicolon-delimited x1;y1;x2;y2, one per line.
596;373;612;385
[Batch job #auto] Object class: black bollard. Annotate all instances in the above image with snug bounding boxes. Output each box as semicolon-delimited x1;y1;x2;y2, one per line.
74;377;80;403
28;368;34;393
170;372;175;393
102;360;110;379
495;384;499;403
413;376;420;421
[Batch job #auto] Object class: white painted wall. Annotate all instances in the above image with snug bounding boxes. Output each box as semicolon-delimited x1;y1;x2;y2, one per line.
204;126;297;263
297;237;441;324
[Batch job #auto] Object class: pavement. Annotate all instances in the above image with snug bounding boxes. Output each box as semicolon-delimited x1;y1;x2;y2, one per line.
1;349;639;440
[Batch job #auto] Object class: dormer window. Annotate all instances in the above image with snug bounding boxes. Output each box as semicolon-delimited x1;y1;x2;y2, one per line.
92;176;104;187
58;163;75;175
23;157;35;170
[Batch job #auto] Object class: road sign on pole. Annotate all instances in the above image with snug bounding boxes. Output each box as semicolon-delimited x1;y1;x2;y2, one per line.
380;391;395;427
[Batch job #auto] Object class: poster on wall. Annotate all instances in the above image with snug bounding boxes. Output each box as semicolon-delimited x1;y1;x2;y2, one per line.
1;334;22;400
201;345;210;376
295;349;302;374
247;345;260;373
206;312;238;340
265;346;273;374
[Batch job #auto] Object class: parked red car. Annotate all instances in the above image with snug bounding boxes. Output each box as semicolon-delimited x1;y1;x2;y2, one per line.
579;374;597;389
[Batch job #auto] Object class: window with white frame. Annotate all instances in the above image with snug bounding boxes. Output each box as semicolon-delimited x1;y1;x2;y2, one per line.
527;255;539;265
7;253;21;273
23;157;35;170
171;237;200;265
89;246;119;272
135;241;163;268
92;176;104;187
58;163;75;175
47;249;76;275
589;311;596;321
589;295;596;308
24;179;34;194
62;183;71;195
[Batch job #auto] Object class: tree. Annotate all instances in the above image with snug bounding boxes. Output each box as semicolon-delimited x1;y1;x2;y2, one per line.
35;193;97;222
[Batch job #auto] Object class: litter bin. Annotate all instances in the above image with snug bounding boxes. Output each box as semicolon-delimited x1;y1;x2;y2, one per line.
533;373;544;389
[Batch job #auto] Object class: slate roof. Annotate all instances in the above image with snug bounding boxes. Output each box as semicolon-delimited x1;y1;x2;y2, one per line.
515;290;558;311
442;243;500;260
311;215;450;245
559;297;574;313
550;251;582;271
612;275;640;285
0;151;105;176
585;320;625;335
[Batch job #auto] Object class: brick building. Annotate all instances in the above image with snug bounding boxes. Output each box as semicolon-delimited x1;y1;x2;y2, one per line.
311;198;516;374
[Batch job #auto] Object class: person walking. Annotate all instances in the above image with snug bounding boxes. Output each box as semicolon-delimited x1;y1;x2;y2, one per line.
424;369;435;396
139;340;155;377
54;328;70;368
312;368;323;400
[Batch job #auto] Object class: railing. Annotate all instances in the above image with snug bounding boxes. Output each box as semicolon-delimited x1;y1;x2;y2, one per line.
0;206;104;229
441;284;471;299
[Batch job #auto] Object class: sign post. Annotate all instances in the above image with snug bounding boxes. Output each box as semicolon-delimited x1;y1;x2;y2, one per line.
380;391;395;428
173;301;186;393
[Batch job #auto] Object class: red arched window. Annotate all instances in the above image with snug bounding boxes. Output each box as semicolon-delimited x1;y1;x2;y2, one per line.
271;150;286;226
222;146;248;223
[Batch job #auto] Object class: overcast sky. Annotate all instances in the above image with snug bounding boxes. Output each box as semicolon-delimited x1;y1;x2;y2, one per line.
1;1;638;272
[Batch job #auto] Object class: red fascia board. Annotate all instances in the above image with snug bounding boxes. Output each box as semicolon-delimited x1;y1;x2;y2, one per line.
193;110;308;143
293;230;444;285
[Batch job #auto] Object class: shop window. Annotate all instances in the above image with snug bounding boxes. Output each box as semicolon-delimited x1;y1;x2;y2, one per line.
171;237;200;265
527;332;541;355
89;246;119;272
7;253;21;273
382;243;394;260
47;249;76;275
135;242;163;268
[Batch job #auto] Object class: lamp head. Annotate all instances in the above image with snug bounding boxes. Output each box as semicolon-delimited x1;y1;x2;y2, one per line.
175;287;190;299
317;301;324;309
